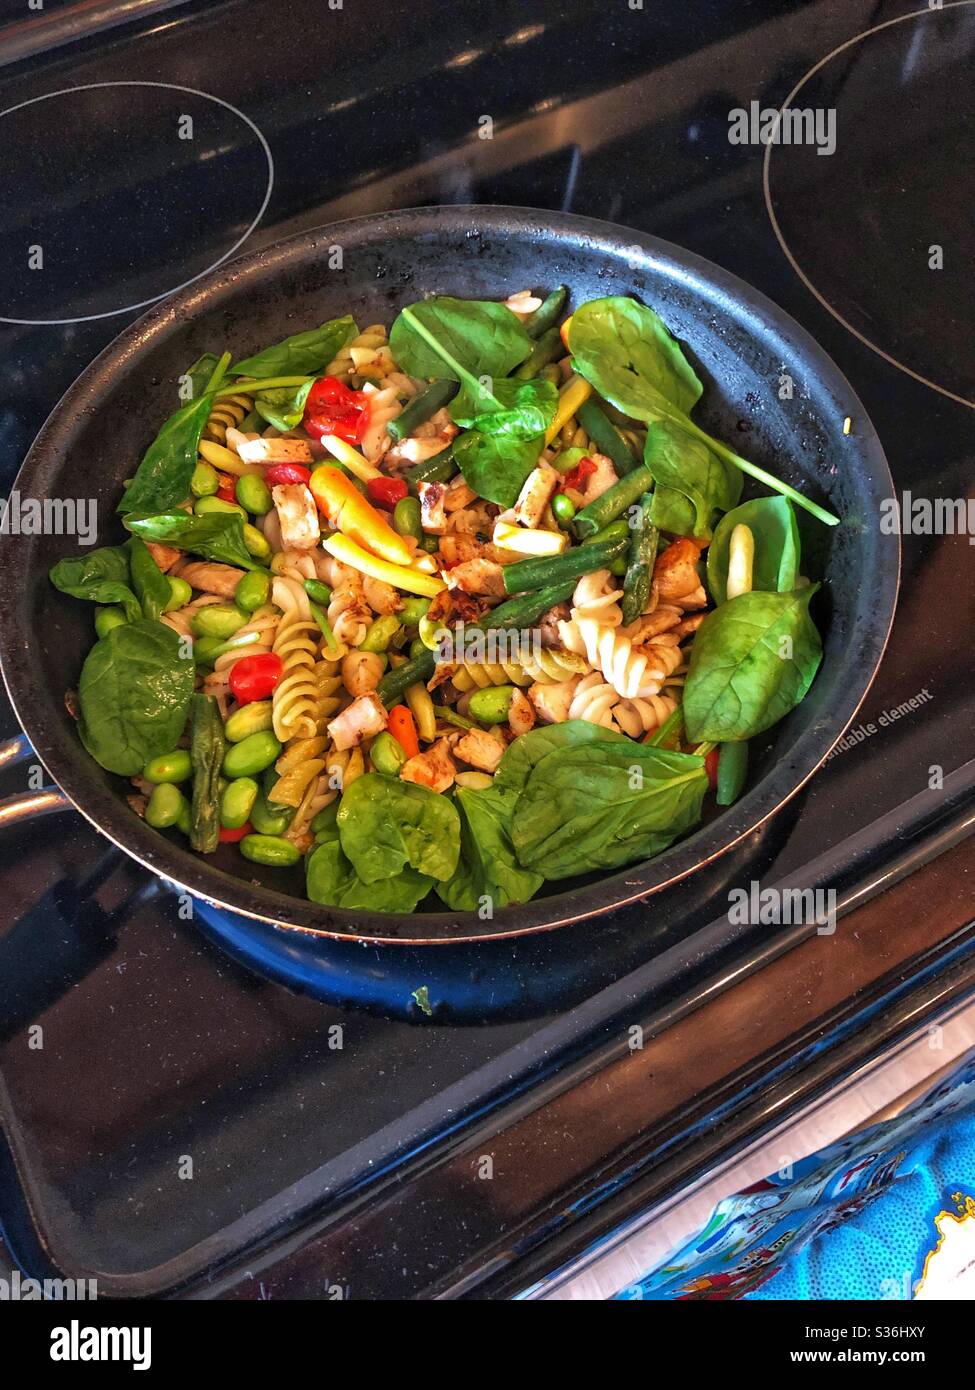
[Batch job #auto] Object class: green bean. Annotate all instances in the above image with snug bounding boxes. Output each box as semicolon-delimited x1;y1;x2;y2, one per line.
572;465;654;539
392;495;423;541
524;285;568;339
551;493;576;528
405;444;457;492
577;400;641;475
432;703;475;731
370;731;407;776
501;531;628;595
550;446;588;475
514;326;563;379
145;782;188;829
468;685;515;725
239;834;301;867
716;741;749;806
190;605;248;640
359;615;401;654
620;493;658;626
540;362;561;386
164;577;192;612
647;706;683;749
387;380;458;441
243;524;271;561
220;776;259;829
143;749;192;784
307;598;340;655
94;606;126;638
222;730;282;780
398;596;431;626
189;694;224;852
190;461;220;498
195;495;246;520
235;570;271;613
224;700;274;743
236;473;273;516
250;789;293;836
303;578;332;606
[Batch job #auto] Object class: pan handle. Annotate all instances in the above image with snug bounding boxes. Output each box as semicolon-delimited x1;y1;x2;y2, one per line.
0;735;73;825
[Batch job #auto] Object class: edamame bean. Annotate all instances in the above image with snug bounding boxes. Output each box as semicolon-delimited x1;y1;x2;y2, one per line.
239;834;301;867
250;789;293;835
145;782;187;829
220;776;258;829
310;802;339;836
195;495;246;520
235;569;271;613
303;578;332;605
409;637;427;660
392;495;423;541
468;685;515;725
398;596;430;626
143;749;192;784
94;606;126;638
421;535;439;553
243;524;271;561
164;576;192;611
370;731;407;777
551;492;576;528
190;461;220;497
221;730;282;779
190;604;248;640
224;700;274;742
175;800;192;836
359;615;401;653
235;474;273;515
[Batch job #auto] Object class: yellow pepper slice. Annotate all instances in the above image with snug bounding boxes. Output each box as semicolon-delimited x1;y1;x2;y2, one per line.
545;375;592;445
319;434;381;481
322;532;445;598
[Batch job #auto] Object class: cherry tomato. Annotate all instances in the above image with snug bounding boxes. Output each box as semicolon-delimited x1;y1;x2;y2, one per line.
229;652;284;704
704;748;720;790
562;456;598;490
216;473;237;503
302;376;370;444
366;475;408;510
219;822;252;843
264;463;311;487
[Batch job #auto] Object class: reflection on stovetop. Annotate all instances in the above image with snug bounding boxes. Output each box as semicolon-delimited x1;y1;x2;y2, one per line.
1;0;972;1288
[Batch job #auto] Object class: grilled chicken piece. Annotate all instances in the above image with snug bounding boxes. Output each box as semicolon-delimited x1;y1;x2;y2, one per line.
528;678;579;724
621;605;683;643
443;477;478;511
538;601;571;647
145;542;182;574
672;612;707;641
272;483;320;551
341;650;385;697
236;436;313;464
577;452;618;503
417;481;448;535
362;576;402;615
453;727;505;773
327;693;387;751
507;687;536;736
400;737;456;793
177;561;246;598
654;538;704;602
446;557;506;597
512;464;560;528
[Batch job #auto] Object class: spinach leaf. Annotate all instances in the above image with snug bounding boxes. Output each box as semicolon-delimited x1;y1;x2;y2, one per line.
306;837;435;912
495;719;627;797
649;485;698;538
453;429;546;509
683;586;823;742
124;511;259;570
50;546;141;621
77;619;195;776
337;773;460;884
643;419;742;539
511;741;708;879
126;536;172;621
568;296;703;418
435;784;543;911
450;376;557;441
182;352;221;401
253;377;316;432
706;496;801;604
389;297;532;381
117;391;214;516
230;316;357;379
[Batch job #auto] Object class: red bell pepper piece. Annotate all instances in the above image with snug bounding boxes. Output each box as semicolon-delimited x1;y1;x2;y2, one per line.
366;475;408;510
219;822;252;843
264;463;312;487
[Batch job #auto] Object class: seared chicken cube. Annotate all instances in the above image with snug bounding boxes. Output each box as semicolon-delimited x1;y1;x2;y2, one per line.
327;693;387;751
400;737;456;793
418;481;448;535
528;678;579;724
177;561;246;598
236;436;313;465
512;465;560;528
453;727;505;774
272;483;320;551
447;557;506;597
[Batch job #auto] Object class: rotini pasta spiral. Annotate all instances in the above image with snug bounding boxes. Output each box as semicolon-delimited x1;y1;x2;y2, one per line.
203;391;252;445
271;576;321;742
560;672;679;738
613;692;679;738
359;382;403;462
450;648;588;691
327;572;370;650
559;570;683;699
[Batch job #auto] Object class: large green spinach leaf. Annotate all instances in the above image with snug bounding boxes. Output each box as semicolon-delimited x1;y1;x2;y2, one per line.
683;586;822;742
511;741;708;879
389;297;532;380
78;619;195;776
436;784;543;912
230;316;357;379
450;376;557;441
50;546;141;620
182;352;221;401
126;536;172;620
306;837;435;912
706;496;801;604
649;485;698;538
452;430;546;508
337;773;460;884
495;719;627;797
117;391;215;516
253;378;316;432
124;511;259;570
643;419;742;539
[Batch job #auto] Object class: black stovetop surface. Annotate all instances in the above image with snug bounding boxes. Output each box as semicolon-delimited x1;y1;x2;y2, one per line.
0;0;972;1294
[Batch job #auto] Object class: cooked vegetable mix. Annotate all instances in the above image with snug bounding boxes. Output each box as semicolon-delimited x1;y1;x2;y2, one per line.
51;288;832;913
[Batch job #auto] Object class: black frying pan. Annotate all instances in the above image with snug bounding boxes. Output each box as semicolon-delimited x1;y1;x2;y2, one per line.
0;207;899;944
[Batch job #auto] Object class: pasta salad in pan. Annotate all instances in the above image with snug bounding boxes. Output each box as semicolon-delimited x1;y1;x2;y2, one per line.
50;287;838;913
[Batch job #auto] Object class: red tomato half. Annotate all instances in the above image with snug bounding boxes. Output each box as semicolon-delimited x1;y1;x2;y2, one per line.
264;463;311;486
366;476;408;510
302;376;370;444
229;652;284;704
219;823;252;843
562;456;598;490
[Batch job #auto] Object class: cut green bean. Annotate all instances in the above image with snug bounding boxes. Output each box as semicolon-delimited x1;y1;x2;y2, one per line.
189;694;224;852
405;444;457;492
514;326;562;380
501;530;628;595
572;465;654;539
387;380;458;441
620;494;658;626
303;578;332;606
716;741;749;806
524;285;568;339
577;399;641;475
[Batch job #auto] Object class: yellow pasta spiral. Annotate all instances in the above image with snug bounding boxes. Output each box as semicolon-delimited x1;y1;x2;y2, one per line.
203;391;253;445
613;692;679;738
271;609;321;742
451;648;588;691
